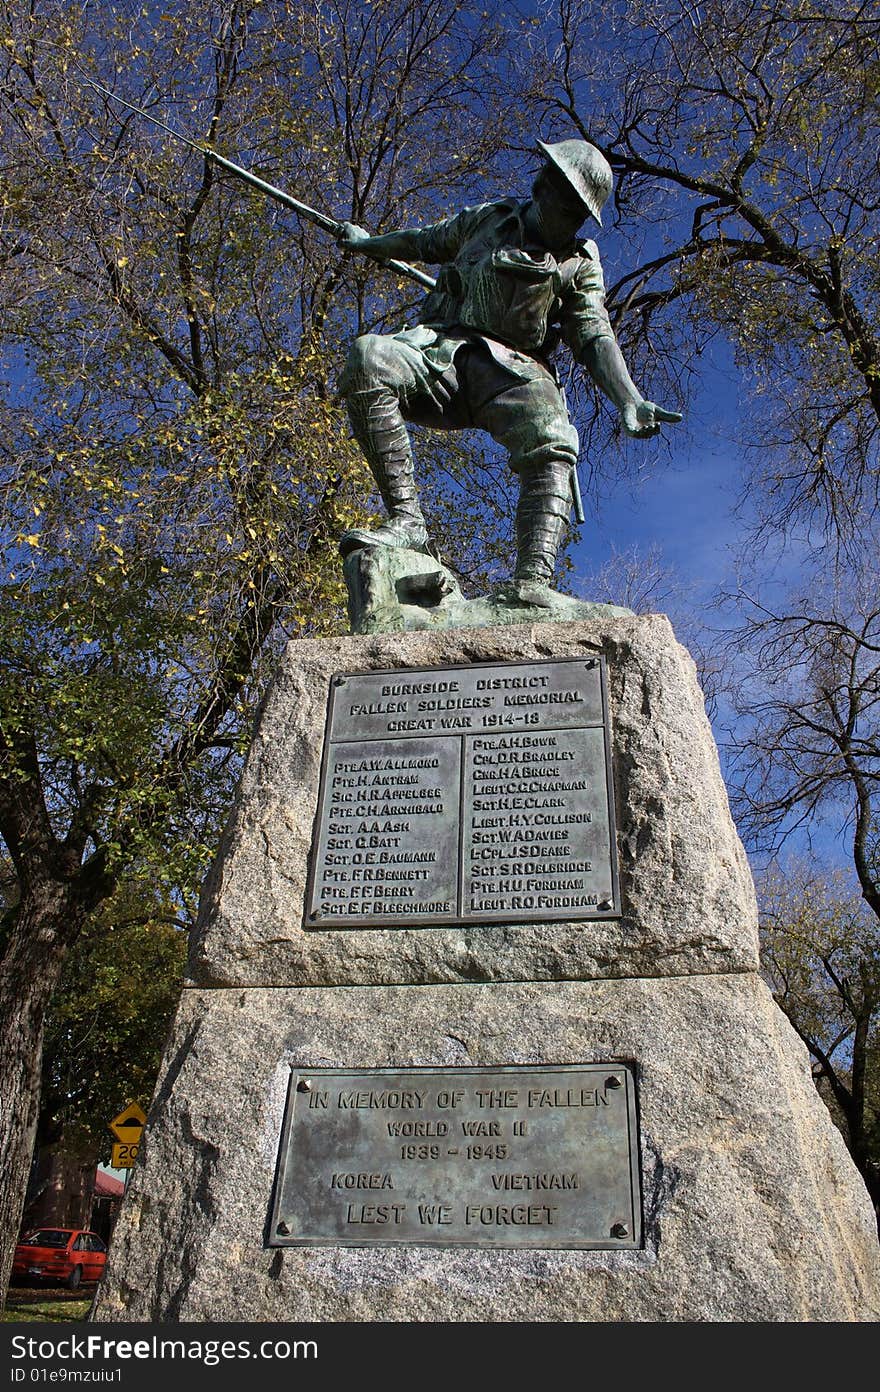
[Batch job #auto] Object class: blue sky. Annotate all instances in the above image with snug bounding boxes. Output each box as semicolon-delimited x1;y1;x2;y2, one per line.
588;436;743;599
571;326;751;614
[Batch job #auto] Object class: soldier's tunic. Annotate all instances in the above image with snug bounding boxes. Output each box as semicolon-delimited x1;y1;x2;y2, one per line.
341;197;617;475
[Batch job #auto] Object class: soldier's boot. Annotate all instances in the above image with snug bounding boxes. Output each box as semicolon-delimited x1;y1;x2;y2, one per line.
339;386;428;556
499;460;573;607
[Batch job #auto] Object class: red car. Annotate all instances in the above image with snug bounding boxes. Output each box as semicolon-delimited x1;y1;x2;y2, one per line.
12;1228;107;1288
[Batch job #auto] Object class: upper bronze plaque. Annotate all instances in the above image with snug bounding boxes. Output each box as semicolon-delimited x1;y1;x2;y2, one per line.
306;657;619;927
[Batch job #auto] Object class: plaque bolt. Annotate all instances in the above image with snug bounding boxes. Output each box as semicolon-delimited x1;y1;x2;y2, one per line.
310;910;321;920
276;1221;291;1236
610;1223;629;1239
584;659;597;669
605;1076;622;1089
332;676;346;687
297;1078;312;1093
598;899;613;911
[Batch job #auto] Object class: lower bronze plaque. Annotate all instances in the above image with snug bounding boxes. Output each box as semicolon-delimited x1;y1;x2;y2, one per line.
270;1065;641;1248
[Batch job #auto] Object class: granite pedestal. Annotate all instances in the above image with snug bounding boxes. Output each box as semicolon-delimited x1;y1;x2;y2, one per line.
93;618;880;1322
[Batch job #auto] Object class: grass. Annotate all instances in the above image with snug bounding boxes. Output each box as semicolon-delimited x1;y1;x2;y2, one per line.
3;1288;93;1322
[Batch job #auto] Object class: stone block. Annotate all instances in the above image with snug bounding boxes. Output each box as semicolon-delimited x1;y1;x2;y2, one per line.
92;976;880;1323
191;617;758;988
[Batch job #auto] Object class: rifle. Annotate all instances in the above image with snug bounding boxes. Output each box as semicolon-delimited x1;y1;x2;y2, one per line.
85;82;437;292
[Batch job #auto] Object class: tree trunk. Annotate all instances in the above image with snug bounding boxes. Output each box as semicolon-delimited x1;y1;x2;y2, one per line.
0;883;87;1308
24;1141;100;1233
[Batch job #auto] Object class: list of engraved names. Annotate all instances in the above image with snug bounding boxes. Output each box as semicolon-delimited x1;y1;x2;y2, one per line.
272;1067;640;1248
308;659;617;926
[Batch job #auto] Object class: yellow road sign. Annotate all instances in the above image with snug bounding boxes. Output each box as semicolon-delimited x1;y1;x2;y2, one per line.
111;1141;140;1169
109;1102;147;1144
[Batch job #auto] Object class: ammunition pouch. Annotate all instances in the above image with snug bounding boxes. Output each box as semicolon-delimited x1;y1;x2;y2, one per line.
456;246;561;353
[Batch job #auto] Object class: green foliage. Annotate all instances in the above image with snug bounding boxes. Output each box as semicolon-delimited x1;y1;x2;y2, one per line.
761;863;879;1058
0;0;385;918
759;859;880;1205
40;885;186;1149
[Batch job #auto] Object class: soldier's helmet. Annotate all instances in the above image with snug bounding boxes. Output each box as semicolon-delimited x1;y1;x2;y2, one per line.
536;139;613;226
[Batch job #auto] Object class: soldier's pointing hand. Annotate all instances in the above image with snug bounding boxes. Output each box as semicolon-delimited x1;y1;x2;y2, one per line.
621;400;683;438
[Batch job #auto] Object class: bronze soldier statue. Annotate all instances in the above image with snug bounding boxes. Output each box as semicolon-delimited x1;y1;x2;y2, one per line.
338;140;681;606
